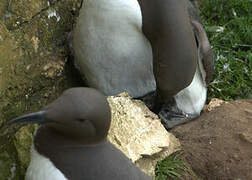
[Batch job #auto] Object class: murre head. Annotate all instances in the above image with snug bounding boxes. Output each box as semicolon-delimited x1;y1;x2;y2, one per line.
8;88;111;144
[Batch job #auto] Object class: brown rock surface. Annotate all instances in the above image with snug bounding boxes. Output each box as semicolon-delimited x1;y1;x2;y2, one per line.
171;99;252;180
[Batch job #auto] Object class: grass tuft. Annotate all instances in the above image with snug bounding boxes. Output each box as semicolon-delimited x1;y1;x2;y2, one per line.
155;151;195;180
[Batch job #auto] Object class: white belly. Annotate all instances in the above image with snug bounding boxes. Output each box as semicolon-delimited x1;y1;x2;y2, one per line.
74;0;156;97
174;54;207;115
25;145;67;180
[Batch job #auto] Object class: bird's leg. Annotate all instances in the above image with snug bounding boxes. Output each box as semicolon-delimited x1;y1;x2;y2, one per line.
138;91;158;111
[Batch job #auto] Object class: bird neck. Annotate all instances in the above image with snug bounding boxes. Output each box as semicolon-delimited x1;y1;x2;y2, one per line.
34;126;107;153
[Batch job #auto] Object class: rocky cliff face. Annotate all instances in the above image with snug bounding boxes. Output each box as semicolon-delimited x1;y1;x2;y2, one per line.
0;1;82;179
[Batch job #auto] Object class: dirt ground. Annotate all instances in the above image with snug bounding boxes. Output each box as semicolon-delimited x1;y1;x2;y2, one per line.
171;99;252;180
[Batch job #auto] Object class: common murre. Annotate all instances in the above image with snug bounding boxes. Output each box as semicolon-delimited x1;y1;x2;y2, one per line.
137;0;214;128
73;0;156;98
8;88;151;180
71;0;214;129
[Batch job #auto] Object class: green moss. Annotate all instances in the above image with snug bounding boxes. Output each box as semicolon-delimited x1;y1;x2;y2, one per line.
0;1;7;17
8;0;48;20
0;1;83;179
13;125;38;176
4;0;48;30
0;144;21;180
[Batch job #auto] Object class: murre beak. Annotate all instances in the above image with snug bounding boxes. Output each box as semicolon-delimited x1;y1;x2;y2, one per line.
8;110;47;125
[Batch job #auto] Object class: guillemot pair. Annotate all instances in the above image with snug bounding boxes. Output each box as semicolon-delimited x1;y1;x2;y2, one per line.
72;0;214;128
8;88;151;180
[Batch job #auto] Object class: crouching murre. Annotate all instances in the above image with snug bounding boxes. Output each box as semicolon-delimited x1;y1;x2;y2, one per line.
137;0;214;129
72;0;214;129
8;88;151;180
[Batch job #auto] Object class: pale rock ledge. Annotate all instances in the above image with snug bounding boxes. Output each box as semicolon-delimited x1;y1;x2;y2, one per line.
107;93;181;177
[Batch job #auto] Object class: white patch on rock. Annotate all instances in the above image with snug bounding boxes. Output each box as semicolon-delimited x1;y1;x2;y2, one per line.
47;10;60;22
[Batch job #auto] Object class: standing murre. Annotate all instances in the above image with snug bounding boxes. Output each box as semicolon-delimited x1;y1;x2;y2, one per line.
8;88;152;180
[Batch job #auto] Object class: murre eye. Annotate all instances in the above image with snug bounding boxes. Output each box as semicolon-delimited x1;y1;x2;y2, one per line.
77;118;86;123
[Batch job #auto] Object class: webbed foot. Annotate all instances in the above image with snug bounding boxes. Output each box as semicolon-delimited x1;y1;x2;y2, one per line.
158;100;199;129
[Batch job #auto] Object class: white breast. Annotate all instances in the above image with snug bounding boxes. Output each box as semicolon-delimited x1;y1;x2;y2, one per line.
174;53;207;115
74;0;156;97
82;0;142;23
25;145;67;180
